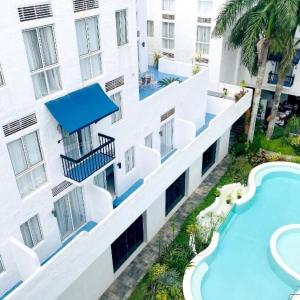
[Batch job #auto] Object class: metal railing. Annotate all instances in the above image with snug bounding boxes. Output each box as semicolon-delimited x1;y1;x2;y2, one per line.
268;71;295;88
61;133;115;182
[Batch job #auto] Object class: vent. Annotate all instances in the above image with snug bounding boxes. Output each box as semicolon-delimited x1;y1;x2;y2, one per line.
51;180;73;197
18;3;53;22
73;0;99;12
197;17;212;23
105;76;125;92
162;52;174;59
161;108;175;122
162;14;175;20
3;113;37;137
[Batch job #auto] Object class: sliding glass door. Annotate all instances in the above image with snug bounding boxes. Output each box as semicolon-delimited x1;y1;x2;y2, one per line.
160;119;174;158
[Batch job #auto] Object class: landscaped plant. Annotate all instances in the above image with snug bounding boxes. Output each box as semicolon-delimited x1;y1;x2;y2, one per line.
222;88;228;98
236;189;242;199
288;135;300;156
158;77;182;87
226;194;232;205
153;51;162;69
234;80;247;102
285;116;300;136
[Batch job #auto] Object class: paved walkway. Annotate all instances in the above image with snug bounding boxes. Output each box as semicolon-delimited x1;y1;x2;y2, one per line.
100;158;230;300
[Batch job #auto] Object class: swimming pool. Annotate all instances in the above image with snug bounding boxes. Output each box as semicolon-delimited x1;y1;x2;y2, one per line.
186;163;300;300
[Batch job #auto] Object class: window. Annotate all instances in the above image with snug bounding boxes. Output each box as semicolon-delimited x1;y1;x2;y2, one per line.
196;25;211;55
20;215;43;248
75;16;102;81
111;215;143;271
7;131;47;198
197;0;213;17
162;22;175;49
145;133;153;148
0;256;5;274
0;65;5;87
165;172;186;215
162;0;175;11
115;10;128;46
54;187;86;240
202;141;217;175
23;25;61;99
61;126;93;160
125;146;135;173
147;20;154;37
160;119;174;157
110;92;122;123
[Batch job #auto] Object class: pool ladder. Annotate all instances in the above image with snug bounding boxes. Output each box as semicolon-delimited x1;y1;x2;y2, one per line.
289;286;300;299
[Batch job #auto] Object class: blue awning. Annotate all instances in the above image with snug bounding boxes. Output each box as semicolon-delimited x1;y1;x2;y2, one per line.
268;50;300;65
45;84;119;134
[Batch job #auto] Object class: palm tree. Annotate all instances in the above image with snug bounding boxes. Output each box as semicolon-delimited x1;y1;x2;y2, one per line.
213;0;298;142
266;32;300;139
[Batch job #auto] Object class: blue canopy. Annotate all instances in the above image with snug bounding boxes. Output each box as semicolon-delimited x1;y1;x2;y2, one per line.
268;50;300;65
45;83;119;134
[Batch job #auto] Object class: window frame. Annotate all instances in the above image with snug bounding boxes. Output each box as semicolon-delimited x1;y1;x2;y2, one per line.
110;91;123;124
115;9;128;46
75;15;103;82
145;133;153;148
162;21;175;50
196;25;211;56
23;24;61;99
125;146;135;173
20;214;43;248
147;20;154;37
0;65;5;87
7;130;47;198
0;255;5;274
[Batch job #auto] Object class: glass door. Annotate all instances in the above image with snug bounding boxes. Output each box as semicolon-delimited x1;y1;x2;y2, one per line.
160;119;174;157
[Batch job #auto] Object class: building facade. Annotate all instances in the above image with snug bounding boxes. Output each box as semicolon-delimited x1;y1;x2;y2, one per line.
0;0;251;299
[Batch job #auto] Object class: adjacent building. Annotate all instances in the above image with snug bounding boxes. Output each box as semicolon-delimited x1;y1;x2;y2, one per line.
0;0;251;299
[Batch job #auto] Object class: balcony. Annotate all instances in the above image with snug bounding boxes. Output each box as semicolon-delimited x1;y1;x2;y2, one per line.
268;72;295;88
61;133;115;183
139;66;187;101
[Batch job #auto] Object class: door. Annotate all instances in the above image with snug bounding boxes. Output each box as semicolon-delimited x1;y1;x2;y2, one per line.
160;119;174;157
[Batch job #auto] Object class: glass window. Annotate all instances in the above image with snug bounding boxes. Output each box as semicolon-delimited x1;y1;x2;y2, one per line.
54;187;86;240
20;215;43;248
23;26;61;99
196;25;211;55
145;133;153;148
116;10;128;46
110;92;122;123
75;16;102;81
160;119;174;157
162;22;175;49
147;21;154;37
162;0;175;11
125;146;135;173
197;0;213;17
7;131;47;198
0;256;5;274
0;65;5;87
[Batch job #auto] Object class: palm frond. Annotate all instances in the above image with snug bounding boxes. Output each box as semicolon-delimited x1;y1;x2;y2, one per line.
158;77;181;87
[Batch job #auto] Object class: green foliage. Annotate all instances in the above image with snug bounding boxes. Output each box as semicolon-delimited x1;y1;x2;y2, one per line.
272;126;285;139
158;77;182;87
260;136;296;156
248;134;262;153
285;116;300;135
226;158;252;185
192;64;201;75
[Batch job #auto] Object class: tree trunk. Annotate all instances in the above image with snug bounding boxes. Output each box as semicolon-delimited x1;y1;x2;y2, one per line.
266;73;285;139
247;39;270;142
243;108;251;134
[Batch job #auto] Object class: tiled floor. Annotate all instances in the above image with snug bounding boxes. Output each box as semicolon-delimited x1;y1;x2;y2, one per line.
100;157;230;300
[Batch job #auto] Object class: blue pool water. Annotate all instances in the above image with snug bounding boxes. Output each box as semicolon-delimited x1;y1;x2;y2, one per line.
199;171;300;300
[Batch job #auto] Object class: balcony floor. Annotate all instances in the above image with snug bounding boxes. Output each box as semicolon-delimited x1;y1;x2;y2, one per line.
196;113;216;136
139;66;186;101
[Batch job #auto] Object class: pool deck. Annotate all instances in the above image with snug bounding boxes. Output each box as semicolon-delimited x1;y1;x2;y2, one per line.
100;157;230;300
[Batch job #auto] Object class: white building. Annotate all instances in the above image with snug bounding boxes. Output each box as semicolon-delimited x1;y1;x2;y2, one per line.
0;0;251;299
147;0;300;117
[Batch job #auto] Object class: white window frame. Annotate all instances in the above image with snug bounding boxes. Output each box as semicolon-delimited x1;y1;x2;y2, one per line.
162;0;175;11
20;215;43;248
115;9;128;46
0;255;5;274
23;25;61;99
145;133;153;148
162;21;175;50
7;131;47;198
147;20;154;37
125;146;135;173
196;25;211;56
110;92;123;124
0;65;5;87
75;15;103;82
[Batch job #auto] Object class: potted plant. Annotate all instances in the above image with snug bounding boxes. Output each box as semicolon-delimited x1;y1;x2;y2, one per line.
236;189;242;199
226;194;232;205
153;51;162;69
234;80;247;102
222;88;228;98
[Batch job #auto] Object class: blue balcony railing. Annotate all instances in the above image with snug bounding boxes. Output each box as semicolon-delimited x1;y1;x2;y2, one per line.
61;133;115;182
268;72;295;88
